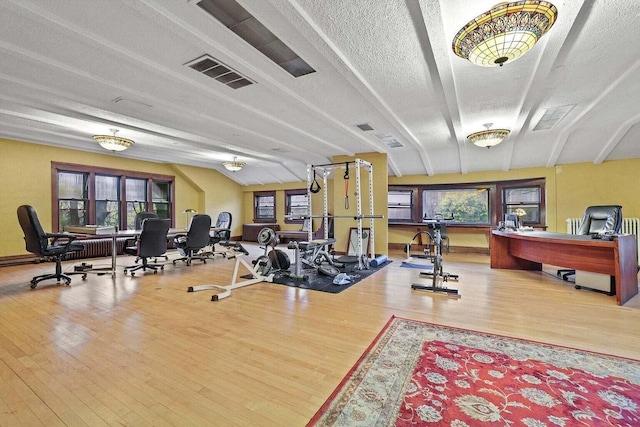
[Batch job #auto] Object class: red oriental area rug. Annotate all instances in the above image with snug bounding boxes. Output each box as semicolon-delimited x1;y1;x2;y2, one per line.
307;316;640;426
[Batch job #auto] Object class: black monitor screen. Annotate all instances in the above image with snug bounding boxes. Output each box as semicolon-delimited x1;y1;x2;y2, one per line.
504;213;519;229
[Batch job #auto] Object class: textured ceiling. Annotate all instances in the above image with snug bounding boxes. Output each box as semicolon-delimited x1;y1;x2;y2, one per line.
1;0;639;185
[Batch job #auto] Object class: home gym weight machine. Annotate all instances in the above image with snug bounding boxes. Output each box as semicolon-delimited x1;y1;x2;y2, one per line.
305;158;382;271
186;228;285;301
410;214;460;297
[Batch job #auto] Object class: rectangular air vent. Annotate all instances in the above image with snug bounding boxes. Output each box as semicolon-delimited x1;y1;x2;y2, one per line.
194;0;315;78
533;105;575;131
185;54;253;89
356;123;375;131
375;132;404;148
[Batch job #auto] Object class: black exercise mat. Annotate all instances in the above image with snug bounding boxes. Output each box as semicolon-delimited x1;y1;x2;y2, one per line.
271;260;392;293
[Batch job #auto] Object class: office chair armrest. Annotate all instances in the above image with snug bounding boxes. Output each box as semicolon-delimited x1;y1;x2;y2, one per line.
45;232;78;249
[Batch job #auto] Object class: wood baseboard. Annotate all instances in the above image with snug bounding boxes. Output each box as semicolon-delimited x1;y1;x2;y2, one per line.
387;243;489;255
0;254;42;267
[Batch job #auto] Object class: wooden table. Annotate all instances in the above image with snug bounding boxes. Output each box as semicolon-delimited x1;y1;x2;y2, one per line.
490;230;638;305
69;228;183;276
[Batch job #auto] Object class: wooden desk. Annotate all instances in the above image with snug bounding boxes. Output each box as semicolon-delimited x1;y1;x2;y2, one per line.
490;230;638;306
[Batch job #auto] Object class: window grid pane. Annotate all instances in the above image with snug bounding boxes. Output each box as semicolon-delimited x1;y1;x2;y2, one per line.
423;189;489;224
286;193;309;218
256;194;275;219
388;190;413;222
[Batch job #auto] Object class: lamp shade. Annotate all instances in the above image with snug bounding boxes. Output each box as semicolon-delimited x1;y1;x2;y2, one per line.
222;156;245;172
93;129;134;152
467;123;510;148
452;1;558;67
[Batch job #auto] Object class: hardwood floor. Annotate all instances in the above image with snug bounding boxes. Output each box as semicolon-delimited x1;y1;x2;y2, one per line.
1;245;639;426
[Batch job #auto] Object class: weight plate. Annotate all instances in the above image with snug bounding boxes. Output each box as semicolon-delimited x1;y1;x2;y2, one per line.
254;255;272;276
257;227;276;245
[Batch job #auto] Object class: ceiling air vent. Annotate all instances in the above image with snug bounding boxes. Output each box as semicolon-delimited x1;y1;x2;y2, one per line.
533;105;575;131
356;123;375;131
185;54;253;89
194;0;315;78
376;132;404;148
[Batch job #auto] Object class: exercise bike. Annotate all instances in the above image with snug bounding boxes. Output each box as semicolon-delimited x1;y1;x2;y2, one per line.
411;213;460;297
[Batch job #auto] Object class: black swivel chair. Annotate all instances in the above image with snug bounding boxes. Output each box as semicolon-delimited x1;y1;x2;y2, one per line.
124;212;168;263
17;204;85;288
173;214;212;265
209;211;233;257
558;205;623;282
123;218;171;276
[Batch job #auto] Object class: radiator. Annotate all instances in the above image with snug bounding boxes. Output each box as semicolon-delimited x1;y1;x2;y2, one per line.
64;238;131;260
566;217;640;262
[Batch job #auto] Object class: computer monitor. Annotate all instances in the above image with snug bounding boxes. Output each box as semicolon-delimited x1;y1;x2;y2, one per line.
504;213;519;229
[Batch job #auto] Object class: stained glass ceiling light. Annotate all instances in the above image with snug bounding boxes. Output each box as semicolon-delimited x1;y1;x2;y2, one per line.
222;156;245;172
452;1;558;67
93;128;134;152
467;123;510;148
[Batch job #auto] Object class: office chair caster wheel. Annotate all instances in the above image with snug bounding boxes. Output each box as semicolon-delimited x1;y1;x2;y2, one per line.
130;272;136;277
153;270;158;274
30;281;37;289
82;274;87;280
575;285;582;290
161;266;164;270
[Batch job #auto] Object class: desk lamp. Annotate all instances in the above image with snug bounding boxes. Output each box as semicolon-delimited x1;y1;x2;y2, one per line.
183;209;197;228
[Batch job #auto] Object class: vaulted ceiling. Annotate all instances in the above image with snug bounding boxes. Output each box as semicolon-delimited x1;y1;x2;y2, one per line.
1;0;639;185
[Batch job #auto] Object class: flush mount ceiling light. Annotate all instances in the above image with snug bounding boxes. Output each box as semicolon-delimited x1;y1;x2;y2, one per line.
453;1;558;67
222;156;245;172
93;128;134;152
467;123;510;148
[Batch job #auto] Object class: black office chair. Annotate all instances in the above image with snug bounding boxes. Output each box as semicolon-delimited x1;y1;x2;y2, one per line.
124;212;168;263
123;218;171;276
17;204;85;288
208;211;233;257
173;214;212;265
558;205;623;281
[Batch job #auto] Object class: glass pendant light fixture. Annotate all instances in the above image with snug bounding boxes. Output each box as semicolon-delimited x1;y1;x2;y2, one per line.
222;156;245;172
93;128;134;152
467;123;510;148
452;1;558;67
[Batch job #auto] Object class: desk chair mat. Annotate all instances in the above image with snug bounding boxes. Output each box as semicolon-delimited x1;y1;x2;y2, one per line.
269;260;392;294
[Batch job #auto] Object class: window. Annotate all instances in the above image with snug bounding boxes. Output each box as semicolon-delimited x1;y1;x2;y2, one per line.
388;189;413;223
254;191;275;222
126;178;148;229
57;171;88;230
503;185;542;224
52;162;175;231
285;189;309;223
152;181;171;220
95;175;120;227
388;178;545;227
423;188;489;224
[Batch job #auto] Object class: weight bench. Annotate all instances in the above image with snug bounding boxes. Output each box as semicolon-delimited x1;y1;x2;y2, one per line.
297;238;336;267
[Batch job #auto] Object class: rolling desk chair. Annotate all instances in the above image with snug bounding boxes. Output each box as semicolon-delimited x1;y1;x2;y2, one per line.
124;212;166;263
558;205;623;291
123;218;171;276
17;204;85;288
173;214;212;266
208;211;235;257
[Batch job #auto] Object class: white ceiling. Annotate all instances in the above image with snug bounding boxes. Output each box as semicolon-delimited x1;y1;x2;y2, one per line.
1;0;639;185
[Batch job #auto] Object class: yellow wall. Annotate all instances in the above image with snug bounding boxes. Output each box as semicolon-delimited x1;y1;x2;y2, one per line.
332;153;388;256
1;138;242;257
554;160;640;221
